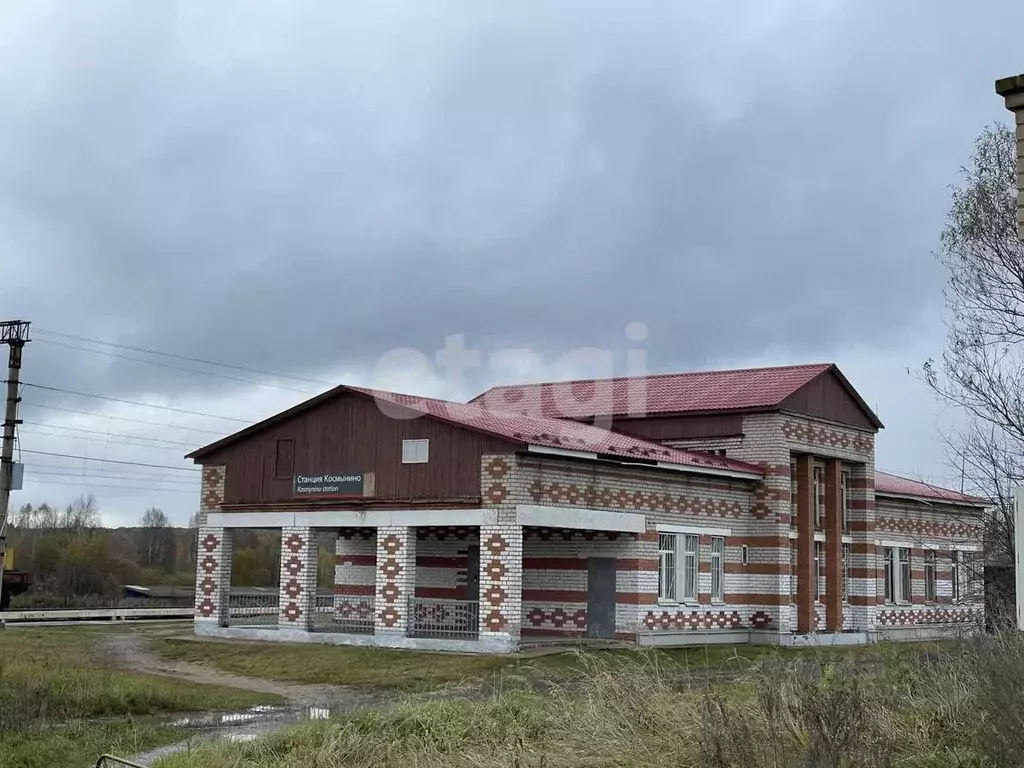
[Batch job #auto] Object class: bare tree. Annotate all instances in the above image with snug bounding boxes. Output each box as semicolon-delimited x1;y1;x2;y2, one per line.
139;507;172;569
925;123;1024;573
60;494;99;531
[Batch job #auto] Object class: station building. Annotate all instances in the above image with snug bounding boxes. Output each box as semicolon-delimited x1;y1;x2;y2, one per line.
188;363;986;652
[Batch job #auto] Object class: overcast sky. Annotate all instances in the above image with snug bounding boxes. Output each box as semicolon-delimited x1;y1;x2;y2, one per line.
1;1;1021;526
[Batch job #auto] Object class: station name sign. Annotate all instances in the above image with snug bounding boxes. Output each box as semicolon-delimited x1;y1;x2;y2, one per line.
293;472;365;498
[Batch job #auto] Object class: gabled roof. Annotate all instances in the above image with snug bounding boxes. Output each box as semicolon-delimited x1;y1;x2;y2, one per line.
186;384;764;479
874;471;988;507
348;387;764;477
470;363;883;428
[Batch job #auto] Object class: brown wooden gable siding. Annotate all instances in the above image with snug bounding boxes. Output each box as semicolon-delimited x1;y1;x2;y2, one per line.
607;414;744;442
780;370;878;431
200;392;518;507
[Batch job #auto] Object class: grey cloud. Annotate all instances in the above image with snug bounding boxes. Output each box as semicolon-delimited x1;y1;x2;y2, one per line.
0;1;1021;521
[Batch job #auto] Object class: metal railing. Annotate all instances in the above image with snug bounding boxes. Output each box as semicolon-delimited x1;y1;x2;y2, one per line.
227;592;278;627
313;594;374;634
408;597;479;639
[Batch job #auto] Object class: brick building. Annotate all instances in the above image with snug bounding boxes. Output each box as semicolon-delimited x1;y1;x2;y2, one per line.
189;363;986;652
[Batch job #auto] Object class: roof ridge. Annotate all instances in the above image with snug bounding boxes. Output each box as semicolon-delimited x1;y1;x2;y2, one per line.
476;362;835;392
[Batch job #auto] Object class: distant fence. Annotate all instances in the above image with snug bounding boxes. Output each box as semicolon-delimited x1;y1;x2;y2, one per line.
0;607;194;623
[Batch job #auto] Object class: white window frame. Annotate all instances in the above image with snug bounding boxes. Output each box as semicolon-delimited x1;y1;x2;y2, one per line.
681;534;699;601
841;469;851;532
657;532;700;604
951;550;960;603
790;462;798;527
658;534;677;602
898;547;912;604
924;550;936;603
401;438;429;464
841;542;851;601
884;547;895;604
710;536;725;603
790;543;798;603
812;466;823;528
813;541;823;602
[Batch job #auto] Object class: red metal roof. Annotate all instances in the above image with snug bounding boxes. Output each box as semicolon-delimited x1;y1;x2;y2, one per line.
471;363;836;420
348;386;764;476
874;471;987;506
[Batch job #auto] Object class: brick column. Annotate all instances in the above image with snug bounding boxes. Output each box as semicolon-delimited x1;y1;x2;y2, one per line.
278;527;318;631
375;526;416;635
195;527;232;629
334;528;376;626
996;74;1024;240
197;465;226;527
795;454;815;633
824;459;843;631
478;516;523;648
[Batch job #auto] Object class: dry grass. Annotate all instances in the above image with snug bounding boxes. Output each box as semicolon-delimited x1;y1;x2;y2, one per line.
155;632;1024;768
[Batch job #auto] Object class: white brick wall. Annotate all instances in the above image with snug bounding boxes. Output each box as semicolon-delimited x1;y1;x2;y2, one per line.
278;527;318;630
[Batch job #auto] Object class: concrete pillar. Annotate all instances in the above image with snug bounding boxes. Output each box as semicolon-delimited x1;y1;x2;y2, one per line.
478;516;523;649
194;527;232;629
334;528;376;626
996;74;1024;241
278;527;318;631
374;526;416;636
795;455;815;633
824;459;844;631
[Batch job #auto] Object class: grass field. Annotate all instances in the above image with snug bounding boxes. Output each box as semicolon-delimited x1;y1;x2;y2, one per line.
0;626;282;768
152;637;1012;768
152;634;884;692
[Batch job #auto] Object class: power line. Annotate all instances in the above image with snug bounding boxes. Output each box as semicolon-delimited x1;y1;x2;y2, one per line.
34;328;337;389
23;477;194;495
27;469;195;486
21;403;228;435
18;449;200;472
35;337;316;395
20;429;184;453
21;382;252;424
20;420;196;447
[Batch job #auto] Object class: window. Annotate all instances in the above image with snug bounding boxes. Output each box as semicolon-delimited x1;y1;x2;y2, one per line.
401;439;429;464
899;548;912;604
951;550;960;602
953;551;977;603
924;551;936;603
813;467;823;528
710;537;725;602
658;533;699;602
884;547;895;603
841;470;851;531
658;534;676;601
814;541;823;601
790;543;797;603
274;439;294;479
741;545;749;566
842;543;851;601
682;534;699;600
790;462;798;526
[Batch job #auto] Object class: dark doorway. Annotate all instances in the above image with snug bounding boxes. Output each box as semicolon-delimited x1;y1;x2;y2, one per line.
587;557;616;639
466;545;480;603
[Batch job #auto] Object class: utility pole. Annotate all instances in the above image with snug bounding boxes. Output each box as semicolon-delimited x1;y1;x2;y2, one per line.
0;320;29;626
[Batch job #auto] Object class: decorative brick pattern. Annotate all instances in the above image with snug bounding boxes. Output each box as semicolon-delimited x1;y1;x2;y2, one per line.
278;527;318;630
877;607;979;626
196;465;227;527
527;480;744;519
334;530;376;620
875;515;981;541
782;420;874;456
375;527;416;633
194;526;232;626
527;606;587;630
643;610;742;630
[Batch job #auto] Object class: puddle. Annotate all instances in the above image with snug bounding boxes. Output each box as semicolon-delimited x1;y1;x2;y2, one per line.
126;702;350;766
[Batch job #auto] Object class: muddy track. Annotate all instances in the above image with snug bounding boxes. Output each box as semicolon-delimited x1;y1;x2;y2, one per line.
98;632;387;710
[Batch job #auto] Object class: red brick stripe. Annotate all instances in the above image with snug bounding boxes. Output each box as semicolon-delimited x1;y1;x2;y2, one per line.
523;589;656;605
417;556;465;568
333;584;374;596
